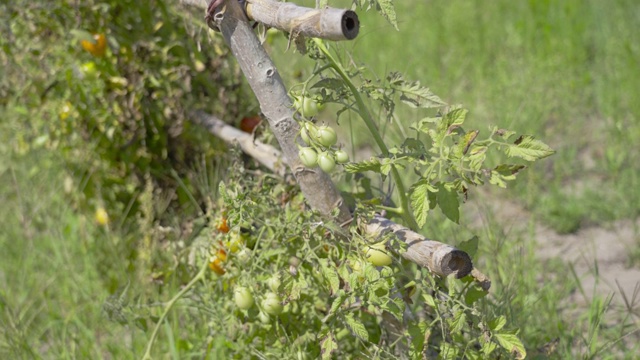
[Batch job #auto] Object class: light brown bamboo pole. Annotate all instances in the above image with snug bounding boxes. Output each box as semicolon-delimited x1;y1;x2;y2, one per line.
180;0;359;41
244;0;360;41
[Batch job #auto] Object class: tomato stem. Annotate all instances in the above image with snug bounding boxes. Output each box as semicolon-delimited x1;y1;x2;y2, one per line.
313;39;419;230
142;259;208;359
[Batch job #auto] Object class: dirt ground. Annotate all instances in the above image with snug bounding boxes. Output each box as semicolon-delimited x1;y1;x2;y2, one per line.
469;197;640;312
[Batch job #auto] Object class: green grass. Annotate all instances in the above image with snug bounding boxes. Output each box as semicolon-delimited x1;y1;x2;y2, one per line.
0;150;135;358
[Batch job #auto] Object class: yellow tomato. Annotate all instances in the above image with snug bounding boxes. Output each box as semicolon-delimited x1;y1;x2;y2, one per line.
95;207;109;226
365;242;393;266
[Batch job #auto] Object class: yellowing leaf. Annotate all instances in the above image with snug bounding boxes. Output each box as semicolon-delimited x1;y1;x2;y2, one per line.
494;330;527;360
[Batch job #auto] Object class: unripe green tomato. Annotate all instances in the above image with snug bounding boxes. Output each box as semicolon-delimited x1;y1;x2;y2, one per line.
234;287;254;309
317;152;336;173
299;147;318;167
300;127;311;144
315;126;337;147
261;293;283;315
301;96;320;117
334;150;349;164
365;242;393;266
267;275;281;293
258;311;271;323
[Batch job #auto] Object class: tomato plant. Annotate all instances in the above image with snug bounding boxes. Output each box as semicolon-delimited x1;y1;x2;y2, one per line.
261;292;283;315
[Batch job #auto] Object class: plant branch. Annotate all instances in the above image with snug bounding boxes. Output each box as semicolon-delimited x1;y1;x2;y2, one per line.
190;112;484;282
142;259;209;359
312;38;419;230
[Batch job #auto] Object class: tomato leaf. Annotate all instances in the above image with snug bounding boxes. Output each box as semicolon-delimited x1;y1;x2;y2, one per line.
320;332;337;360
506;135;555;161
494;329;527;360
410;179;436;228
344;313;369;341
437;183;460;224
387;72;447;109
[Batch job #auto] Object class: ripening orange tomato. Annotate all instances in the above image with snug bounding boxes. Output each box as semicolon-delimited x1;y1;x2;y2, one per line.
209;257;225;275
209;248;227;275
81;33;107;57
216;217;230;233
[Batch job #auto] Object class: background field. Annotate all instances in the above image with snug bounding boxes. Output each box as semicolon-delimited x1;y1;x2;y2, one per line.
2;0;639;358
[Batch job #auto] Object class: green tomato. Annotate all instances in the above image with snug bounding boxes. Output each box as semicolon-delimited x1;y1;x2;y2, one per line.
258;311;271;323
299;147;318;167
267;275;281;293
317;152;336;173
315;126;337;147
261;293;283;315
365;242;393;266
234;287;255;310
300;127;311;144
293;95;321;117
301;97;320;117
334;150;349;164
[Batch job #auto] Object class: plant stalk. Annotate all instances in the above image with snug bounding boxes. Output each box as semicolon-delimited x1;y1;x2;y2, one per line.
313;39;419;230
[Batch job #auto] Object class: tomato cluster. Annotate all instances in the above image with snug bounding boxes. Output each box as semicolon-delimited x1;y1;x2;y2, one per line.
297;122;349;173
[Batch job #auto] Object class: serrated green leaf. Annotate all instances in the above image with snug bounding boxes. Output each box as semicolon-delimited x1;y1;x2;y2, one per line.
506;135;555;161
457;236;479;258
364;263;381;282
408;321;429;358
373;0;399;30
409;179;434;228
437;183;459;224
481;341;498;356
440;341;459;360
344;157;381;173
423;293;436;308
464;285;488;305
344;313;369;341
320;333;337;360
449;308;466;334
494;330;526;359
387;72;447;108
443;108;468;130
329;290;347;315
319;259;340;295
488;315;507;331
